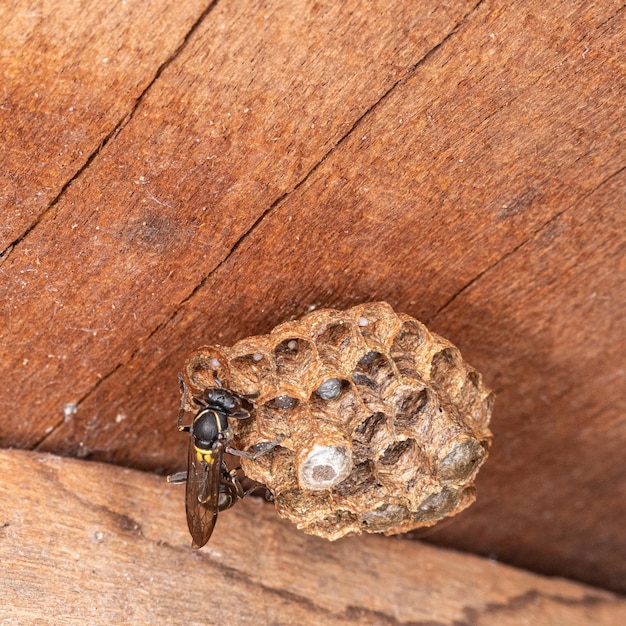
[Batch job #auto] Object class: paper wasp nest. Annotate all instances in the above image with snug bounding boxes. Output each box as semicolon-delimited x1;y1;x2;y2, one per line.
183;302;493;540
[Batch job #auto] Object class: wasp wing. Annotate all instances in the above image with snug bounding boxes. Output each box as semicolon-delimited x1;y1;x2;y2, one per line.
185;439;223;549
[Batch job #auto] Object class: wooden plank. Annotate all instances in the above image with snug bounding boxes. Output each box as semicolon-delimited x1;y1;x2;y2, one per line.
0;0;624;595
0;0;477;446
1;449;624;625
427;167;626;591
37;0;626;592
0;0;210;250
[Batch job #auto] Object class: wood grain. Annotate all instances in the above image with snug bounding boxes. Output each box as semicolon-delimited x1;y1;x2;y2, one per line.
0;0;210;250
0;0;624;594
426;168;626;591
1;450;624;625
0;0;478;445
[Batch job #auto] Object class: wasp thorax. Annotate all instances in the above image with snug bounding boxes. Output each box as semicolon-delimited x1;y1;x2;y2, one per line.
192;410;224;447
184;302;494;540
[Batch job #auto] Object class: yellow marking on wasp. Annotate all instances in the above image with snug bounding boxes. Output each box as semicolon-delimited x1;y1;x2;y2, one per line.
195;447;217;464
215;410;223;433
196;409;223;430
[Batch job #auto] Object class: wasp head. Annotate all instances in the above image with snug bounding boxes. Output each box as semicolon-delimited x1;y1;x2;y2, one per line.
198;387;253;419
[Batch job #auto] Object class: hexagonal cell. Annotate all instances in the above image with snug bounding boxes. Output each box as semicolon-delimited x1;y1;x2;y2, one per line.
375;438;426;486
351;411;393;462
185;348;229;395
392;386;432;435
308;379;364;430
354;302;402;349
461;388;495;434
301;509;360;541
297;443;353;491
229;352;275;394
466;369;482;390
430;347;466;401
412;487;465;523
273;337;318;384
455;369;487;418
390;319;430;378
351;351;397;408
237;441;296;493
273;488;332;522
333;461;378;498
253;396;301;437
476;392;496;430
359;503;410;532
314;322;355;367
412;395;471;456
438;438;486;484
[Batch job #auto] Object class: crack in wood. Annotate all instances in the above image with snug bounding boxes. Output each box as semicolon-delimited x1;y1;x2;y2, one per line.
192;550;412;625
464;588;623;625
163;0;488;319
0;1;219;263
27;2;500;467
169;0;488;314
595;4;625;31
33;361;126;451
28;1;489;438
427;164;626;324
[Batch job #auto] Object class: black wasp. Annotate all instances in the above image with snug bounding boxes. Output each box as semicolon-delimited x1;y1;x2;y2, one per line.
168;374;282;548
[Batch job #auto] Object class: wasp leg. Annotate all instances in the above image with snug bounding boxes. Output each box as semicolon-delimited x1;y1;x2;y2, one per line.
242;481;274;502
167;471;188;484
227;433;285;460
223;463;245;498
222;463;274;502
218;465;244;510
177;372;197;431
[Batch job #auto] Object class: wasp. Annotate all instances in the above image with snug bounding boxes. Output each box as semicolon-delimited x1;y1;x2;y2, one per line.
168;374;283;548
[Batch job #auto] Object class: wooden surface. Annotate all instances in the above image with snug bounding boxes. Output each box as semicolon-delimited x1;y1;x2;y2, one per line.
1;450;624;625
0;0;210;250
0;0;624;595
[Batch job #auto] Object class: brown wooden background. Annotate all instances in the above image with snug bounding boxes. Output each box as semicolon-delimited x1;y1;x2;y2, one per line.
1;0;624;599
3;449;626;625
